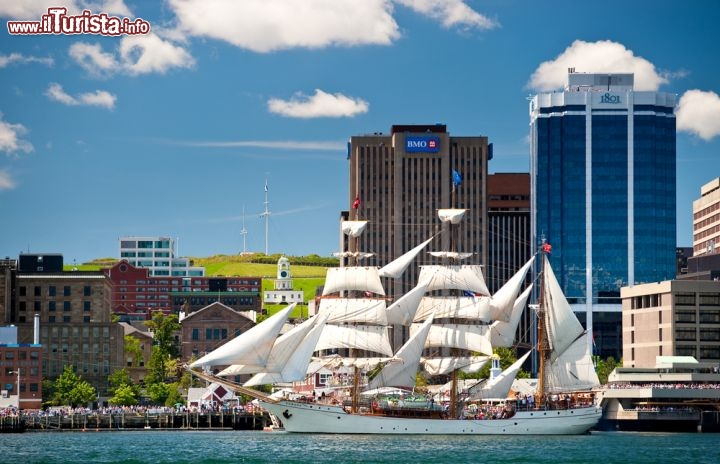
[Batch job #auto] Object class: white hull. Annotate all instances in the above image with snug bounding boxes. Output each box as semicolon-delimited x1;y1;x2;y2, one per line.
260;400;601;435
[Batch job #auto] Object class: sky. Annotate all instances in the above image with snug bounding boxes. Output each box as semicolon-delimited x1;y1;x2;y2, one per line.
1;0;719;264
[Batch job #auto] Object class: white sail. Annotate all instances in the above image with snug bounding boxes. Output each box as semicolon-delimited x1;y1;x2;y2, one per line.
342;220;368;238
489;257;535;322
317;355;392;370
413;295;492;323
378;236;435;278
386;281;429;325
315;324;394;357
414;323;493;356
190;304;294;369
418;264;490;296
421;356;489;376
545;333;600;392
243;313;329;386
367;315;435;390
427;251;473;260
490;285;533;347
468;351;532;400
543;255;585;356
319;298;388;325
333;251;375;260
322;266;385;296
438;208;466;224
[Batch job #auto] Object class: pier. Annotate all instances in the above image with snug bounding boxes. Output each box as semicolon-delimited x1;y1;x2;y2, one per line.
19;410;272;432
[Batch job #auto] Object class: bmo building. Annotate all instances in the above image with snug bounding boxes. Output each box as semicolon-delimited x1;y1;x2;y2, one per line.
529;72;677;359
347;124;491;349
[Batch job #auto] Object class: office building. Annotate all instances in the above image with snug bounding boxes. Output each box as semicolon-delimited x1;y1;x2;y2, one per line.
348;124;490;348
0;323;43;410
119;236;204;277
530;71;677;359
693;177;720;257
621;280;720;367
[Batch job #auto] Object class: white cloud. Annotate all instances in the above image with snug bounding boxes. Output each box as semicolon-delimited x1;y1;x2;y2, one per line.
394;0;498;30
0;115;33;154
677;90;720;141
528;40;668;91
45;83;117;109
167;0;400;52
0;0;132;20
0;53;53;68
0;169;16;190
69;34;195;76
268;89;369;118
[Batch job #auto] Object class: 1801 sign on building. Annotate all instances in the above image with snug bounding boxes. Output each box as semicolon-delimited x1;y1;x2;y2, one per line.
405;136;440;153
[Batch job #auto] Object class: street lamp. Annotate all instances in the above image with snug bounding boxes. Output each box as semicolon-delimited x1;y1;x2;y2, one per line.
10;369;20;408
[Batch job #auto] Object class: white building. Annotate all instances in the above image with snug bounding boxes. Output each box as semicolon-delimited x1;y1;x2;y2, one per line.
119;236;204;277
263;256;303;304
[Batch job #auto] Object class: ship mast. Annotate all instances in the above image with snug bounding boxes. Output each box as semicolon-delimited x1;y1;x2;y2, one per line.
536;240;550;405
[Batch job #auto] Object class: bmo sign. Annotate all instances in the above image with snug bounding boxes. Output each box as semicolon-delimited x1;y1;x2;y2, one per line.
405;136;440;153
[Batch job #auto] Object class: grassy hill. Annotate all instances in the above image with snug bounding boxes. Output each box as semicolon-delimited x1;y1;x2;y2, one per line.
67;255;331;319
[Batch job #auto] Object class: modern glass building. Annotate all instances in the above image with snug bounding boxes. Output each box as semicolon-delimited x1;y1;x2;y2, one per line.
529;72;676;359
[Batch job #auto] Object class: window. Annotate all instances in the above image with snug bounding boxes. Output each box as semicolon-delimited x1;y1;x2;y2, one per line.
83;286;91;296
64;286;71;296
34;286;41;296
64;301;71;311
84;301;91;311
63;316;71;323
48;286;56;296
48;316;55;323
192;328;199;341
19;286;26;296
19;301;26;312
48;301;56;312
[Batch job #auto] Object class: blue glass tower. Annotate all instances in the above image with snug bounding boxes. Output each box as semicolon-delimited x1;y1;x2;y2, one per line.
529;72;676;359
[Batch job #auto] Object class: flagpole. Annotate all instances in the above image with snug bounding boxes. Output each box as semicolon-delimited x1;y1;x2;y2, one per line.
260;179;271;255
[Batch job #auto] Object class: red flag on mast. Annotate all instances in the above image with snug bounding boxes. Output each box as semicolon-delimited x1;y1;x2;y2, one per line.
542;243;552;253
352;197;360;209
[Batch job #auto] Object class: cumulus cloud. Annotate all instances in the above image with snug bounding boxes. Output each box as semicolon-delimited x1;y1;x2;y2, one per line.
395;0;498;30
0;53;53;68
268;89;369;118
168;0;400;52
45;83;117;109
69;34;195;76
677;90;720;141
0;116;33;155
0;0;132;20
528;40;667;91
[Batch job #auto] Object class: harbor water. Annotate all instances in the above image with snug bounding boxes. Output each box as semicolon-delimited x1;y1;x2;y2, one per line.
1;430;718;464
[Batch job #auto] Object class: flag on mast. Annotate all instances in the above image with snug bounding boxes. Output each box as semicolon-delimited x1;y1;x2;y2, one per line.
352;197;360;209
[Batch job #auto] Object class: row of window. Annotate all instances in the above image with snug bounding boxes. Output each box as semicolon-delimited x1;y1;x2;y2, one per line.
41;326;109;338
19;285;92;297
18;301;92;311
693;200;720;220
2;351;40;360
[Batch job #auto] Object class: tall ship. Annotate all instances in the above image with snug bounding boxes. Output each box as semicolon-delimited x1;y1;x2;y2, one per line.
189;207;601;435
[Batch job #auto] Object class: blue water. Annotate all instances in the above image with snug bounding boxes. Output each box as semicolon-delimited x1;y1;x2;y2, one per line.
1;430;717;464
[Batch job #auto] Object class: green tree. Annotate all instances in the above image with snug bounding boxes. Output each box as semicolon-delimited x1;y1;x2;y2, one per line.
109;384;139;406
147;382;172;405
595;356;621;384
144;313;181;384
165;383;185;408
124;335;143;367
51;365;97;407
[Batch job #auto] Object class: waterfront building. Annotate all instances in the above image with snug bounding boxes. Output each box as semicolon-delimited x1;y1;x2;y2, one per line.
693;177;720;257
2;254;124;398
104;260;261;318
263;256;304;305
0;324;42;410
620;279;720;367
529;71;677;359
487;173;532;348
119;236;204;277
347;124;490;348
179;301;255;369
119;321;153;385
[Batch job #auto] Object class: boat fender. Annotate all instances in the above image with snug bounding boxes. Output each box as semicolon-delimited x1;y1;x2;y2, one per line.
282;410;292;419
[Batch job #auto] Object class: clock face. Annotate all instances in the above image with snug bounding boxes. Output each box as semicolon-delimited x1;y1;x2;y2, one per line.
280;270;288;278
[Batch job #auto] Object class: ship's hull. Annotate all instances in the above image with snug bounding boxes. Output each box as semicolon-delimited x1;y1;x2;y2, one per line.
260;400;602;435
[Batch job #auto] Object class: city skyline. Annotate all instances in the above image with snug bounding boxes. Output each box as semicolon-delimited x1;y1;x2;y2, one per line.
1;1;719;264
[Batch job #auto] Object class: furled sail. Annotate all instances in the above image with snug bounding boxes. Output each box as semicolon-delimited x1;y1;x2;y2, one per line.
427;251;473;260
190;304;295;369
342;220;368;238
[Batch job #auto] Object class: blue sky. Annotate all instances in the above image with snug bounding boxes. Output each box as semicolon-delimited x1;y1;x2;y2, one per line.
1;0;719;264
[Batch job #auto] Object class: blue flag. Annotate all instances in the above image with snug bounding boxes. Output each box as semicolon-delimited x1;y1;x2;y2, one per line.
452;169;462;186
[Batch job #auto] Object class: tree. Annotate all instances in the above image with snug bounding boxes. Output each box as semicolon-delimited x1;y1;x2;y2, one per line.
144;313;181;384
595;356;621;384
123;335;143;368
147;382;172;405
50;365;97;407
109;384;139;406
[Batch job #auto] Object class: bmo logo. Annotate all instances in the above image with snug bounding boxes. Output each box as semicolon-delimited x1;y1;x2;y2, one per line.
406;136;440;153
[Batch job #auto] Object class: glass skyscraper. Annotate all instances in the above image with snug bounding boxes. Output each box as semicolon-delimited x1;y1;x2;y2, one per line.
529;72;676;359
